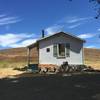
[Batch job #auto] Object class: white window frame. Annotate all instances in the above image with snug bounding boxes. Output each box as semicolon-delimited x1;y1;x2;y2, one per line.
53;43;70;58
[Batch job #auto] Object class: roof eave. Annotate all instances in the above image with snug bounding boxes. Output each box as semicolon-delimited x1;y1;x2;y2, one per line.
27;42;38;49
37;32;86;43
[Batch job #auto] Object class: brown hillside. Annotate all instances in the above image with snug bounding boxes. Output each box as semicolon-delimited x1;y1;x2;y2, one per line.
84;48;100;69
0;47;100;69
0;47;38;68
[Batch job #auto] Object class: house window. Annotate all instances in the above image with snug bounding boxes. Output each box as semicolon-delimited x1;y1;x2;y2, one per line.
46;48;50;52
53;44;57;57
53;43;70;57
66;44;70;57
58;44;65;57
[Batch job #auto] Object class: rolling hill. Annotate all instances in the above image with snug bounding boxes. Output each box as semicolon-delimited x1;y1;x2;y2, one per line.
84;48;100;69
0;47;38;68
0;47;100;69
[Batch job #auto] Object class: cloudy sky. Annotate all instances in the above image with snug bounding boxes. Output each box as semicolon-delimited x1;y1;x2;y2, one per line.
0;0;100;49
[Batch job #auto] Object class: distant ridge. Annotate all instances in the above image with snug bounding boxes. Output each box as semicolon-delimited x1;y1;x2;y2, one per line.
84;48;100;69
0;47;100;69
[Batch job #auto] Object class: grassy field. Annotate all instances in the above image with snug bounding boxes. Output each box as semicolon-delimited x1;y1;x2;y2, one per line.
0;47;100;69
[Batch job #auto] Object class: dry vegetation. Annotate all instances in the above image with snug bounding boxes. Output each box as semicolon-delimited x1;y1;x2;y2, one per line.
0;47;38;78
0;68;24;79
0;47;100;78
0;47;100;70
84;48;100;69
0;47;38;68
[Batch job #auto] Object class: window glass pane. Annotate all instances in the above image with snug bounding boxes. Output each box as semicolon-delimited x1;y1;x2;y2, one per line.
53;44;57;57
66;44;70;57
58;44;65;57
46;48;50;52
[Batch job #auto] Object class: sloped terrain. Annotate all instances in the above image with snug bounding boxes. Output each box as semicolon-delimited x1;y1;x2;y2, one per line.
0;47;38;68
84;48;100;69
0;47;100;69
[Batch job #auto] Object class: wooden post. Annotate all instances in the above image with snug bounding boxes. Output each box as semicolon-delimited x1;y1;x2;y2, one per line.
27;48;31;67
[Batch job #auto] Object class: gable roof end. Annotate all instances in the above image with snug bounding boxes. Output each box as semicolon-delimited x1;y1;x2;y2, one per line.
27;32;86;49
37;32;86;42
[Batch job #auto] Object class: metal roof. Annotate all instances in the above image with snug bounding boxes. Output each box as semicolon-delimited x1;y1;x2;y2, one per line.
27;32;86;49
37;32;85;42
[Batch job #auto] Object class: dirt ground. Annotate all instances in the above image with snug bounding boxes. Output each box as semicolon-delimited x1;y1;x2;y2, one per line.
0;68;24;79
85;61;100;70
0;73;100;100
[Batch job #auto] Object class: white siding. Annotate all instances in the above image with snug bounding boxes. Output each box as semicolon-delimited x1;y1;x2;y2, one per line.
39;35;83;65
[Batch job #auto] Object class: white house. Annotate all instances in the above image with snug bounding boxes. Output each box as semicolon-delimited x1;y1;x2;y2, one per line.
27;32;85;68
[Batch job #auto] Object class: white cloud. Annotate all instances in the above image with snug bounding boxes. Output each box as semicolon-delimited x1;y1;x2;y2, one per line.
85;45;96;48
67;17;92;23
68;23;81;29
46;16;91;32
58;16;92;24
44;16;92;36
67;17;92;29
97;28;100;31
0;17;21;25
57;16;92;29
78;33;95;39
10;39;37;48
0;14;6;18
45;25;64;35
0;14;21;26
0;33;35;47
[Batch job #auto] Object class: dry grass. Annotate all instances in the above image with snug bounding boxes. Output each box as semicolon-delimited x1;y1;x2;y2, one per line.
0;62;27;68
0;47;100;71
84;48;100;70
0;47;38;69
84;61;100;70
0;68;24;79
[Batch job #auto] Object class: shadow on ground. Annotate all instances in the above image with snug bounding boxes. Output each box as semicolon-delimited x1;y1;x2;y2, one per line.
0;73;100;100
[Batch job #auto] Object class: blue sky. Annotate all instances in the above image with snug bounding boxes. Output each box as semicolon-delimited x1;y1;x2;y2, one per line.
0;0;100;49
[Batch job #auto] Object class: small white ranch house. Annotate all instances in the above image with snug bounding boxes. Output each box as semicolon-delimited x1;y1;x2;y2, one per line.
27;32;85;68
